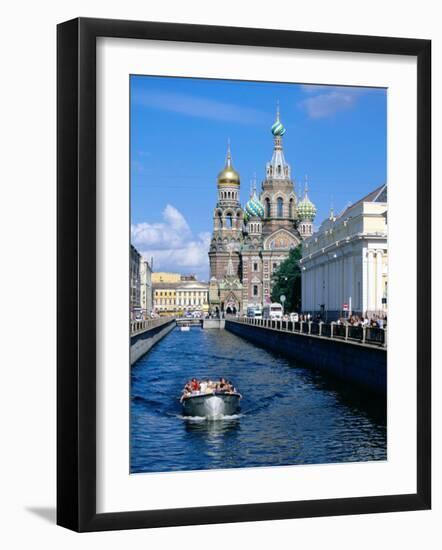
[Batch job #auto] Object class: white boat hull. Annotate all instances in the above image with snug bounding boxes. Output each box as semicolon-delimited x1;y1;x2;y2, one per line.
182;393;241;418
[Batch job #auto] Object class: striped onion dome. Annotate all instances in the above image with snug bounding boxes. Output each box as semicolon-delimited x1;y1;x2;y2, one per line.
245;193;265;219
271;118;286;136
271;104;286;136
297;191;317;221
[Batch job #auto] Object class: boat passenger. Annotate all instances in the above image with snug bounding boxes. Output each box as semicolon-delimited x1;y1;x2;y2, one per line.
217;377;229;392
190;378;200;392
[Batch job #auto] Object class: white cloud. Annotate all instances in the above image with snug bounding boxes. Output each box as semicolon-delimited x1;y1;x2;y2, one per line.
132;90;268;125
299;87;363;119
131;206;210;279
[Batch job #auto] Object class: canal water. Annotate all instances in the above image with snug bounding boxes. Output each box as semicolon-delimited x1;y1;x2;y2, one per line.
131;326;386;474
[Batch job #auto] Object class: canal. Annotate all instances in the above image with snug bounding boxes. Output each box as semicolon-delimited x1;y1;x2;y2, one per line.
131;326;386;474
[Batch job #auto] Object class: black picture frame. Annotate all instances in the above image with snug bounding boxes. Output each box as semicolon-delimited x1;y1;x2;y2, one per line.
57;17;431;532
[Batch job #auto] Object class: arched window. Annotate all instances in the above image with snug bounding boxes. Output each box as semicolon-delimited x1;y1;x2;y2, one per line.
289;198;294;218
226;213;233;228
265;198;271;218
277;197;283;217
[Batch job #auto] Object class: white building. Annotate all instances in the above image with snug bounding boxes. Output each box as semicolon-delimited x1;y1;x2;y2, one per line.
176;281;209;314
300;184;387;320
139;258;153;318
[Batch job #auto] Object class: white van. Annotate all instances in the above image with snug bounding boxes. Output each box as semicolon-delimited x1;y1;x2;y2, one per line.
263;303;283;320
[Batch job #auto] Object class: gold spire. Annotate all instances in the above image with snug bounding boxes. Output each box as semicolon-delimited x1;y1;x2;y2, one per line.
217;139;240;187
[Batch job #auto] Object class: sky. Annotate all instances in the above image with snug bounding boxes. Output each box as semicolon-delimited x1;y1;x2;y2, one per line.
130;75;386;281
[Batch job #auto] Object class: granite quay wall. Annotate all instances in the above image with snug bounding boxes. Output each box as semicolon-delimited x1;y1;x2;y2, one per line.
225;319;386;395
130;318;176;365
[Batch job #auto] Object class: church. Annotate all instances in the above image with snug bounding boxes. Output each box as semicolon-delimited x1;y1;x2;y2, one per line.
208;106;317;315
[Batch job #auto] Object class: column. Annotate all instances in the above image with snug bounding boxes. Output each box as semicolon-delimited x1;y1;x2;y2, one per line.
347;252;354;314
361;248;367;314
376;250;383;313
367;249;375;314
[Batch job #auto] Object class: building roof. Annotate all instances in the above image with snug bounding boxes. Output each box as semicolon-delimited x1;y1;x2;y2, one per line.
153;281;208;290
335;183;387;221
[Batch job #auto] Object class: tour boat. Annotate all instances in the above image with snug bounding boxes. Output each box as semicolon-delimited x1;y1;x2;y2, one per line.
180;324;190;332
181;391;242;418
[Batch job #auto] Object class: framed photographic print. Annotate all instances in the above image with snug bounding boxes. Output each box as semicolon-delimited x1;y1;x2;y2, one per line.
57;17;431;531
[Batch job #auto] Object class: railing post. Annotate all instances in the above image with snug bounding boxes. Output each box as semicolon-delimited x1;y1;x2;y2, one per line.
308;321;312;334
362;326;366;344
384;327;387;347
318;322;323;336
345;324;349;340
299;321;303;333
330;322;335;339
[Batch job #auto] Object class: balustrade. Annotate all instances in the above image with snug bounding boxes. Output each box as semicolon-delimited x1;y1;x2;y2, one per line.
232;316;386;347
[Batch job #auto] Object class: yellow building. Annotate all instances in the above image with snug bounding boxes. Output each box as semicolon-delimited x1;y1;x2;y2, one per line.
151;272;181;284
153;278;209;316
153;283;178;316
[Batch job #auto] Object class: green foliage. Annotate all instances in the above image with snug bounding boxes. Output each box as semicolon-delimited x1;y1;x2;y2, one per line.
270;245;302;312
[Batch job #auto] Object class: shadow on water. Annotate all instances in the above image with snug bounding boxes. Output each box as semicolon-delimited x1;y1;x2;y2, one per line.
246;338;386;427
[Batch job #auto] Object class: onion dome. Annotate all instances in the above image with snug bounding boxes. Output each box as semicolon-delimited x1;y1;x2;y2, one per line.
297;180;317;221
271;102;286;136
243;210;250;223
245;193;265;219
217;140;240;187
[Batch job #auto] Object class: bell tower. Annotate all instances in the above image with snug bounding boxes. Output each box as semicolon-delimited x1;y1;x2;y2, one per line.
260;103;297;235
209;141;244;283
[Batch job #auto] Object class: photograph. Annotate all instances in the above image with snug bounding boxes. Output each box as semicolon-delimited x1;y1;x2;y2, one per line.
129;75;388;474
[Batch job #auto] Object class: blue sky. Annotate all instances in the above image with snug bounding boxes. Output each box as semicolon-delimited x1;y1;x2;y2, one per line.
130;75;386;281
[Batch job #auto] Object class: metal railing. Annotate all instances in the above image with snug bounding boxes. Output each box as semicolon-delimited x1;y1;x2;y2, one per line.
130;317;174;336
231;317;387;347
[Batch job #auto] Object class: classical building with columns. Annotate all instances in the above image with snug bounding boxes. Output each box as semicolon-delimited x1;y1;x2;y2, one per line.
300;184;388;320
208;106;316;315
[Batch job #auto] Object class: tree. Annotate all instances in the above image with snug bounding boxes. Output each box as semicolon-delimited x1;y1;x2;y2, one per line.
270;245;302;312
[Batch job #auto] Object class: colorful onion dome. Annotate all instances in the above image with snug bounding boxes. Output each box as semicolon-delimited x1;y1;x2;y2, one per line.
271;102;286;136
217;140;240;187
297;188;317;221
271;119;286;136
245;193;265;218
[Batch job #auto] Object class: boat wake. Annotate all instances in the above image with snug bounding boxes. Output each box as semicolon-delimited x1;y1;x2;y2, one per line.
177;413;243;422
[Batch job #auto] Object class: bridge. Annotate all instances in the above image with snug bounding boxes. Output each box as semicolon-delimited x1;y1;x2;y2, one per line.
175;317;203;327
225;317;386;395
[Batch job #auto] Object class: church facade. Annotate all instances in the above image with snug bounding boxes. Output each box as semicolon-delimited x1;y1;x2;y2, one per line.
208;107;317;315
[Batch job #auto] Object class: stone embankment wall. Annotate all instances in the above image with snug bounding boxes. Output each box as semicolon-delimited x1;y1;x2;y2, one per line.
225;320;386;395
131;319;176;365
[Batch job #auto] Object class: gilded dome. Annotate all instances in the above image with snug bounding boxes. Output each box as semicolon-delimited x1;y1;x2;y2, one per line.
217;141;240;187
217;165;240;186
